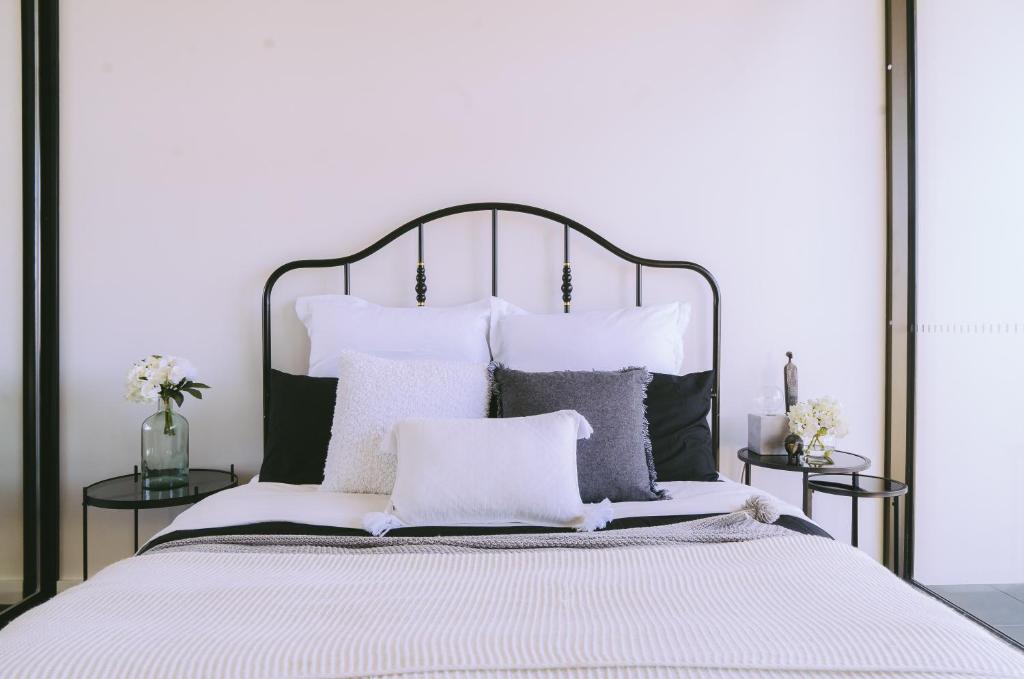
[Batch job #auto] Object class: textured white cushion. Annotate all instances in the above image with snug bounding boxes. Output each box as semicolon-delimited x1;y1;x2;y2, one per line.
489;298;691;375
363;410;612;534
321;351;491;494
296;295;492;377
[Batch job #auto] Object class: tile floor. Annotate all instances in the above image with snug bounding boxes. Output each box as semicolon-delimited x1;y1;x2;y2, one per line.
929;584;1024;644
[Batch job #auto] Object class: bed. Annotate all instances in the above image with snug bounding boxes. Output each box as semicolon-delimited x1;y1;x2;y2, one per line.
1;204;1021;678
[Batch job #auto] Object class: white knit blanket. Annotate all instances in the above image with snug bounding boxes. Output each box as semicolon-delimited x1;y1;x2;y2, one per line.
1;529;1022;678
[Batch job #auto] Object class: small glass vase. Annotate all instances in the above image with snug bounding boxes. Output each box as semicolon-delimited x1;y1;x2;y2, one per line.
141;397;189;490
804;434;835;467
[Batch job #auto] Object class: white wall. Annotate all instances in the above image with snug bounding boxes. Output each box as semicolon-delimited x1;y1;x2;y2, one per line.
57;0;886;582
1;0;23;600
915;0;1024;585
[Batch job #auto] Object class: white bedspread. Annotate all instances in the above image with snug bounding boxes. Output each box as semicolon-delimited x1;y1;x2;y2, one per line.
2;480;1020;677
2;530;1022;678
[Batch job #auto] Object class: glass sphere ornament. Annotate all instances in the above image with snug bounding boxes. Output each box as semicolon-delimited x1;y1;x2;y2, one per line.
754;386;785;416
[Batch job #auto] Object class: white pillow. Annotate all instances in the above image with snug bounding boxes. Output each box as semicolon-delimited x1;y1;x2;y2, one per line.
362;410;612;535
321;351;491;494
296;295;492;377
489;298;691;375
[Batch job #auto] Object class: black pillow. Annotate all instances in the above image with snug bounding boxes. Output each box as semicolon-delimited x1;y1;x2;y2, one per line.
647;371;717;481
259;369;338;485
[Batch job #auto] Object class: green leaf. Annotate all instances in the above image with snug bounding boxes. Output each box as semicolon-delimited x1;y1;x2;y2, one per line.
184;388;203;399
191;383;211;389
170;391;184;408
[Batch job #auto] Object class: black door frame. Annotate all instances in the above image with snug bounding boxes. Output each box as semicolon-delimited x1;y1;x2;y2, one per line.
0;0;60;629
884;0;913;579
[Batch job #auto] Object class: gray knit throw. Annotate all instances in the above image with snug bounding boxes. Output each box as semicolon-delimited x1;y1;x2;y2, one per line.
145;500;792;557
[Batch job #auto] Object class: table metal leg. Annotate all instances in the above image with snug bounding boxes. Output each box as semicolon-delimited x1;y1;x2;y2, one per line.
743;462;751;486
133;509;139;553
893;496;900;576
82;489;88;582
851;473;861;548
851;496;859;548
802;472;812;518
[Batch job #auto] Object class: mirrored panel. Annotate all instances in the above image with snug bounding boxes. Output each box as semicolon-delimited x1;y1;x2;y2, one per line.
0;0;23;614
914;0;1024;645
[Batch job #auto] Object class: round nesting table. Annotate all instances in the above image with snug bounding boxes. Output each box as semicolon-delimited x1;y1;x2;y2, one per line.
737;448;870;518
807;473;908;573
82;466;237;580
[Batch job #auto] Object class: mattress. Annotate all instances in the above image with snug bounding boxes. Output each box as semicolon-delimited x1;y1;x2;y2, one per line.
1;478;1021;678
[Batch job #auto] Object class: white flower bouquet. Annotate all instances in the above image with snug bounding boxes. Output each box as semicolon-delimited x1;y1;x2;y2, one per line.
125;355;209;434
787;396;848;463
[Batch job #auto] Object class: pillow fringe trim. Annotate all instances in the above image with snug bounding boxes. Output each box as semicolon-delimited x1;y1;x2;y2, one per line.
624;366;667;501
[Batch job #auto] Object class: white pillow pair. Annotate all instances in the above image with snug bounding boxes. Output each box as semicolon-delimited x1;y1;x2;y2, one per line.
296;294;691;377
323;350;610;532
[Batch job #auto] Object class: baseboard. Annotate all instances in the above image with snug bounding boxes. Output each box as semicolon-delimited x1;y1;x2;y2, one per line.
57;578;82;593
0;578;83;605
0;579;22;603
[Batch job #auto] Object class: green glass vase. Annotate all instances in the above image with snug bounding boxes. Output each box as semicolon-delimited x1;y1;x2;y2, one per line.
141;397;189;490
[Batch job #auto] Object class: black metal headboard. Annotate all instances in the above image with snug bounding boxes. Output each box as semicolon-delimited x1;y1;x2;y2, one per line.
262;202;722;468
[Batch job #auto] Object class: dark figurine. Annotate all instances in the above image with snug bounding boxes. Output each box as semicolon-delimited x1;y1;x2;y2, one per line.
784;433;804;465
784;351;798;412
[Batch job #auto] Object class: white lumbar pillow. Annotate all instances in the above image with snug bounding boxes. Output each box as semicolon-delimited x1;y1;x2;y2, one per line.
321;351;491;494
296;295;492;377
362;410;612;535
489;298;691;375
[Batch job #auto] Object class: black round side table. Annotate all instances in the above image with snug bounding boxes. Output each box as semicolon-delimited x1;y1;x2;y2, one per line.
737;448;870;518
807;473;908;574
82;466;237;580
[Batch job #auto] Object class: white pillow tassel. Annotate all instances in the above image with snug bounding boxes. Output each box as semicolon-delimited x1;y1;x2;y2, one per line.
574;412;594;440
363;512;405;536
742;495;781;524
577;498;613;532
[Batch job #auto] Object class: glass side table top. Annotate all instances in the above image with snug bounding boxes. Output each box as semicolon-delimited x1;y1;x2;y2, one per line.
807;473;908;498
83;467;238;509
738;448;870;474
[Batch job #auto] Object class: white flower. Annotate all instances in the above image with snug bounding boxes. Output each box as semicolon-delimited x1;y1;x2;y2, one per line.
124;354;208;405
140;382;161;401
786;401;816;437
168;357;197;385
787;396;848;440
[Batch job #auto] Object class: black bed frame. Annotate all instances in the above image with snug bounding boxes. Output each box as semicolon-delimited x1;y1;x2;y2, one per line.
262;202;721;467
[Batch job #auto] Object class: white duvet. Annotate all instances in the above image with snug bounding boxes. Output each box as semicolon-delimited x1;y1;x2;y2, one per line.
2;478;1022;678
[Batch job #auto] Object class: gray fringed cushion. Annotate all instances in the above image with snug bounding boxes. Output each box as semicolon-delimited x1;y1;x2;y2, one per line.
491;365;664;503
